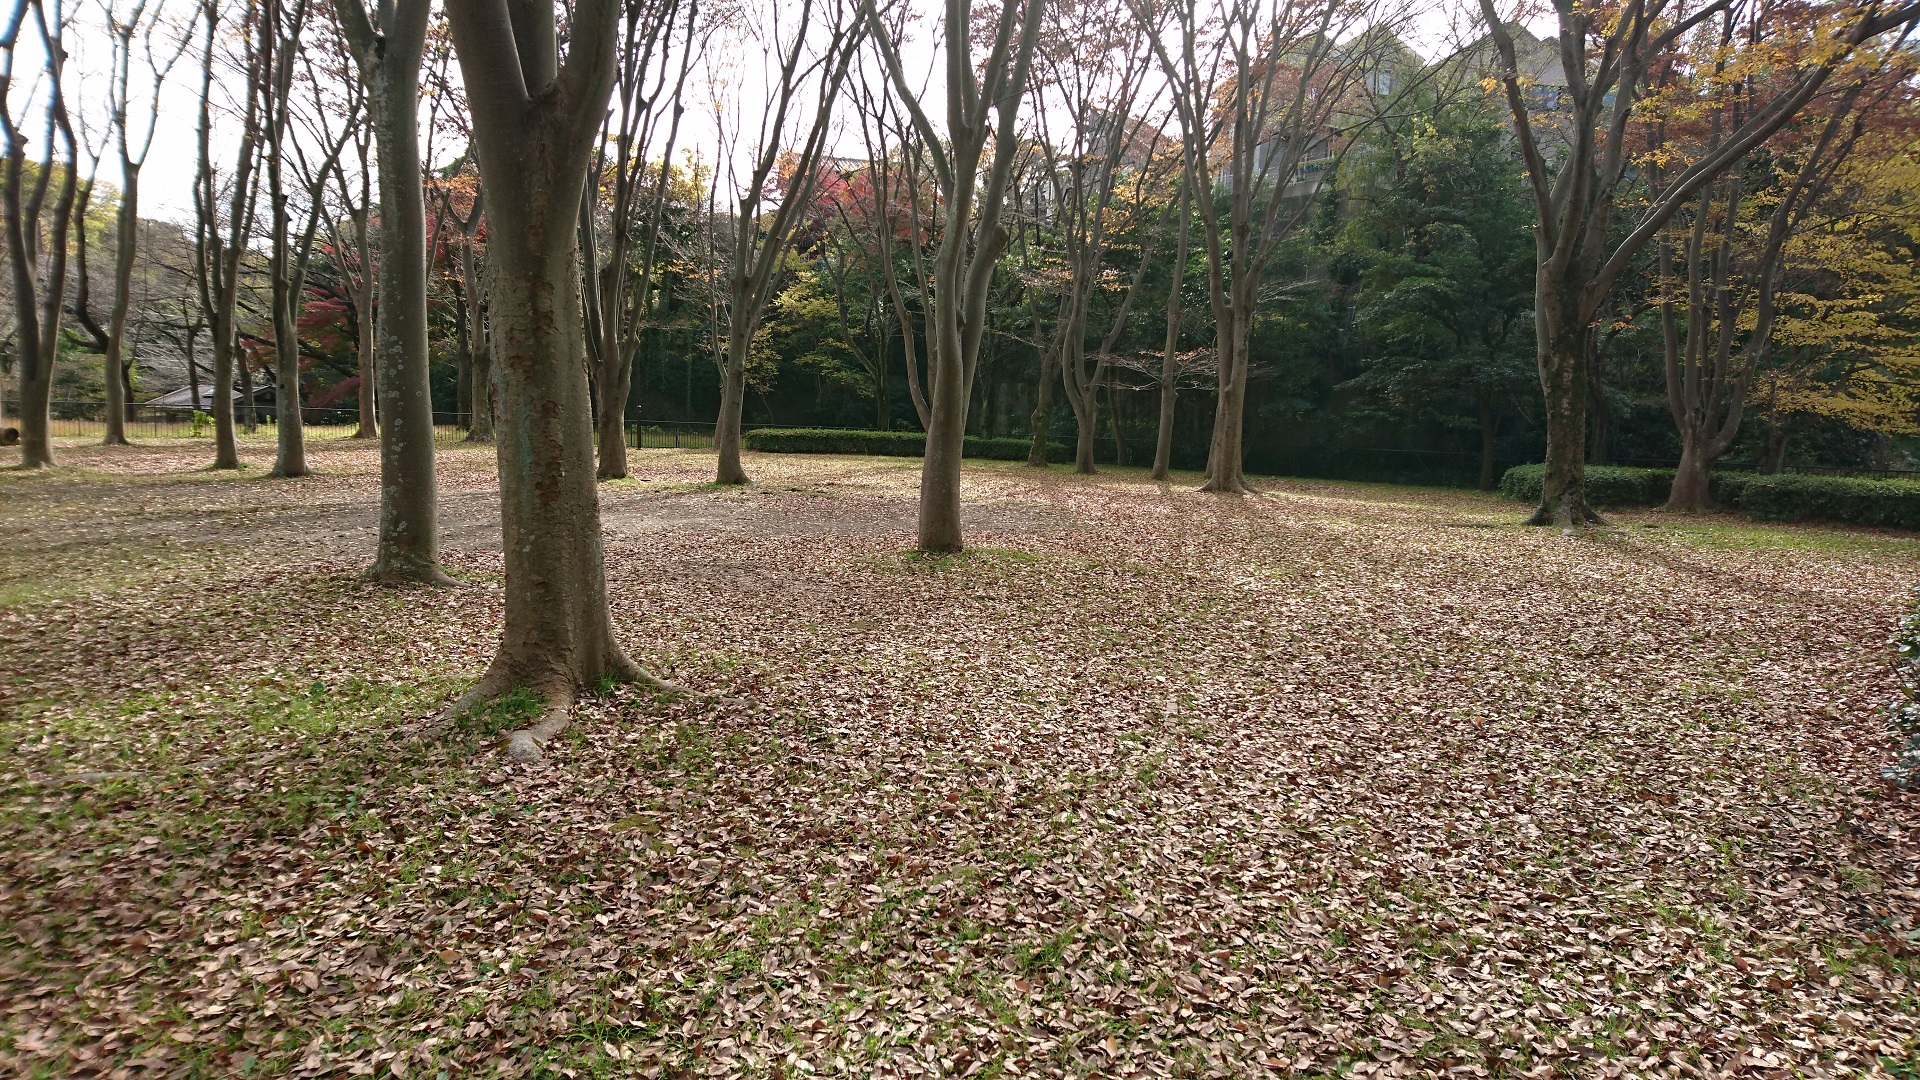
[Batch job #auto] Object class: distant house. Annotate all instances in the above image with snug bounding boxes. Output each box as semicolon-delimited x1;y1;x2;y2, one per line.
144;385;274;413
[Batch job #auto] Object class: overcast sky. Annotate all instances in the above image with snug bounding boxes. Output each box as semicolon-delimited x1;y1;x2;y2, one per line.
49;0;1507;227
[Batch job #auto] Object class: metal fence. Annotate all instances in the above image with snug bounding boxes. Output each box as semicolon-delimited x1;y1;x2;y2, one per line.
1;402;478;441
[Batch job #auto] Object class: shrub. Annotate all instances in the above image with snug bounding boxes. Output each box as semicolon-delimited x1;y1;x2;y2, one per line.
1497;463;1676;507
742;428;1052;462
1725;473;1920;529
1499;463;1920;528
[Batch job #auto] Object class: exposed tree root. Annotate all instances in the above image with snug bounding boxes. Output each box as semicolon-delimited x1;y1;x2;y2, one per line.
1523;497;1609;533
360;558;461;588
1198;477;1259;496
411;658;733;762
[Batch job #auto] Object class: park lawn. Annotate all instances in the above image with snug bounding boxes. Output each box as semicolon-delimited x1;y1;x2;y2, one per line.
1;438;1917;1078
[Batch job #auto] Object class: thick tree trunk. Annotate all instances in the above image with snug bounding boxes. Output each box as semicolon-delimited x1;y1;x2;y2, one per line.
363;72;446;584
919;344;968;552
1664;440;1714;511
1528;299;1600;529
462;223;640;757
15;364;53;468
1199;317;1252;494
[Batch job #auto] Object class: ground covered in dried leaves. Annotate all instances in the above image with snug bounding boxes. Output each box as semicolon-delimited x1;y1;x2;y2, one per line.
2;435;1917;1079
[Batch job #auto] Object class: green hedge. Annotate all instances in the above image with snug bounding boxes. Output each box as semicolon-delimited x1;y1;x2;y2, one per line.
1499;463;1920;528
1497;464;1678;507
741;427;1051;462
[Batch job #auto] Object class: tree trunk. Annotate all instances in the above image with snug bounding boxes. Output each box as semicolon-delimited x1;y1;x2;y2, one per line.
1528;302;1600;529
362;67;446;583
211;334;239;467
918;330;968;552
271;300;309;477
239;347;258;433
595;351;632;479
352;207;377;438
1025;347;1054;466
186;333;201;411
1199;315;1252;494
1664;440;1714;511
464;221;641;755
1477;391;1498;491
1762;422;1789;473
102;180;137;447
15;362;53;468
714;348;749;484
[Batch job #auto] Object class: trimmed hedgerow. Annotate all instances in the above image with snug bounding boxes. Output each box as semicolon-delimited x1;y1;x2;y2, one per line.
1723;473;1920;528
1496;464;1677;507
741;428;1052;462
1499;463;1920;528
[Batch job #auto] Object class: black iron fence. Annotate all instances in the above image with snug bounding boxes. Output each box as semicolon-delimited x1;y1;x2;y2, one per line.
1;402;476;440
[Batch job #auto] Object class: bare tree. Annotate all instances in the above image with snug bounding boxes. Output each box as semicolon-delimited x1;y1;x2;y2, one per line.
1475;0;1920;528
1138;0;1403;494
1029;0;1168;473
260;0;358;477
93;0;188;444
708;0;864;485
332;0;452;581
867;0;1048;551
580;0;692;480
853;78;936;431
1;0;79;468
1151;163;1192;479
191;0;264;469
325;123;376;440
438;0;685;760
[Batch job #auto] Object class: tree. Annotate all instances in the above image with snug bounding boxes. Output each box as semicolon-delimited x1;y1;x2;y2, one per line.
1;0;79;469
1150;165;1193;480
96;0;187;446
439;0;680;760
1475;0;1920;528
708;0;863;485
325;123;376;440
1029;0;1168;474
1341;89;1536;490
331;0;451;581
1749;113;1920;470
867;0;1048;551
1137;0;1405;494
581;0;692;481
192;0;264;469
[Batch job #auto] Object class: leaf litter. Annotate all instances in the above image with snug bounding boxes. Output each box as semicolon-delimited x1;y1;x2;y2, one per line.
0;437;1916;1078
